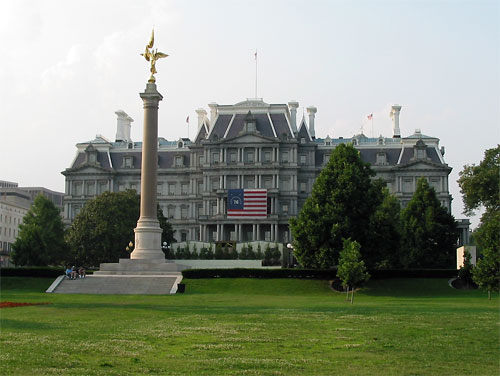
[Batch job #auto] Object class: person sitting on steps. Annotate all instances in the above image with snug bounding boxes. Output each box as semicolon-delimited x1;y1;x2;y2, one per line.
78;266;86;279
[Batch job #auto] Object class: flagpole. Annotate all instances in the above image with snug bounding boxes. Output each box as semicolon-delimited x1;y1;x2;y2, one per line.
254;49;258;98
371;117;374;138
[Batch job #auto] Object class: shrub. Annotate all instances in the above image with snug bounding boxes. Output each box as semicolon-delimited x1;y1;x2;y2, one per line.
199;247;214;260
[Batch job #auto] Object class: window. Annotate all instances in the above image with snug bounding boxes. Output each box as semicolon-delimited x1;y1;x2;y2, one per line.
299;181;307;194
210;200;218;216
376;152;387;165
198;155;205;166
244;176;255;189
175;156;184;167
403;179;413;193
86;182;95;196
229;152;237;163
168;183;176;196
299;155;307;165
211;177;220;190
181;183;189;195
99;182;108;194
352;139;358;146
124;157;133;168
74;182;83;196
263;151;271;163
281;151;289;163
156;183;163;195
181;206;188;219
197;181;203;194
417;148;425;159
246;150;254;163
89;153;97;163
263;176;273;189
281;202;289;215
300;138;306;144
212;152;220;164
280;177;290;190
167;206;175;219
196;203;203;218
228;176;238;189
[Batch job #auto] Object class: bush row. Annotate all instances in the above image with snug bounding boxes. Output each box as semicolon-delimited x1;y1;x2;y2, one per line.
0;267;65;278
167;244;282;266
182;268;458;279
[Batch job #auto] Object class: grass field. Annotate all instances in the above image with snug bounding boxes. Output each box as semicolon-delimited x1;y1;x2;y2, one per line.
0;277;498;375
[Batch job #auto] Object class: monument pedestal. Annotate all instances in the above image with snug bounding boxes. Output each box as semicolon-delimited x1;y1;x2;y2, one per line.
131;217;164;260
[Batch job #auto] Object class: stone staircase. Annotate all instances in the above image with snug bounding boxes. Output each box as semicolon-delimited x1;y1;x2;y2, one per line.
47;259;189;295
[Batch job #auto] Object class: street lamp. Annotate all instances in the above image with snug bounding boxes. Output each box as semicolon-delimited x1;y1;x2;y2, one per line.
286;243;294;268
126;241;134;253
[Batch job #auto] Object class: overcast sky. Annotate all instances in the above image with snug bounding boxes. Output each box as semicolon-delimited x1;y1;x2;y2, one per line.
1;0;498;228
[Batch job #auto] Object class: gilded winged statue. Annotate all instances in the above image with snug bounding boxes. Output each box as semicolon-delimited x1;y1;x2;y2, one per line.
141;29;168;83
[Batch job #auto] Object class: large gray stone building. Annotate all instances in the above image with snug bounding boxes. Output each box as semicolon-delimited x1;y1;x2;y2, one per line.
62;99;454;245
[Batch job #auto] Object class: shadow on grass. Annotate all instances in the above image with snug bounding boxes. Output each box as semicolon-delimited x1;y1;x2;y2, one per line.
0;318;61;330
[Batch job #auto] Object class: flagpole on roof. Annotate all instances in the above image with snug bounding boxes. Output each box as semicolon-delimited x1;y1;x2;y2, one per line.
186;115;190;141
254;49;258;98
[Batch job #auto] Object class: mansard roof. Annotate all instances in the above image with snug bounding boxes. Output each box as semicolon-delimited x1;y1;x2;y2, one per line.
297;117;312;141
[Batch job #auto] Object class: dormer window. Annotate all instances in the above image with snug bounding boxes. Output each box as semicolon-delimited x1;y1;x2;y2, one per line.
178;141;183;148
376;152;387;165
128;142;133;149
378;137;384;145
325;136;331;146
124;156;134;168
352;139;358;146
85;144;99;166
300;138;306;144
414;139;427;160
175;155;184;167
245;111;256;133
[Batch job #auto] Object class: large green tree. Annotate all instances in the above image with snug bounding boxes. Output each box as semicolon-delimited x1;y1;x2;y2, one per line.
66;190;175;267
400;178;458;268
458;145;500;298
12;195;67;266
290;143;385;268
365;183;402;269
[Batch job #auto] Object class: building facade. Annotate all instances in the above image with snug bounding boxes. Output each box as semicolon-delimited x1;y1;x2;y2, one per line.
62;99;453;244
0;181;65;266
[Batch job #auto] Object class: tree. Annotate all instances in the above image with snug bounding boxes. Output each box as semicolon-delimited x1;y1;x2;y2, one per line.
458;145;499;216
65;190;175;267
336;239;370;304
400;178;458;268
290;143;382;268
12;195;67;266
157;204;176;256
457;250;475;289
472;245;500;299
365;184;402;269
458;146;499;297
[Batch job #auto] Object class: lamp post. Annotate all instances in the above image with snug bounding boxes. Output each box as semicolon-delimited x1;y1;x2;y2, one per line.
287;243;294;268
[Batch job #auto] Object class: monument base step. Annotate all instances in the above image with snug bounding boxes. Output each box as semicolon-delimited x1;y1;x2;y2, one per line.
48;258;190;295
49;274;182;295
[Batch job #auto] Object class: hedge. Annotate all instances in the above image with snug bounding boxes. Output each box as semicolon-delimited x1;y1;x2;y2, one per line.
182;268;458;279
0;267;65;278
0;267;95;278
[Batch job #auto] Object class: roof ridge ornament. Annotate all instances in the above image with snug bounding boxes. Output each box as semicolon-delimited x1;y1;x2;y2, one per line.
141;29;169;83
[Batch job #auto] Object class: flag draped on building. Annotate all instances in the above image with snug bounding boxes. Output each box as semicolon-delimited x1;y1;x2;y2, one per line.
227;189;267;218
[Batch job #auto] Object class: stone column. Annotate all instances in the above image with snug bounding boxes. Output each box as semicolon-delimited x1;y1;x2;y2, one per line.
131;82;165;260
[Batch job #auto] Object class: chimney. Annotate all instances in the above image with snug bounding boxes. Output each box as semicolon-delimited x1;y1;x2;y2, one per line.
195;108;207;130
390;105;402;138
306;106;317;138
115;110;133;142
288;101;299;134
208;102;218;126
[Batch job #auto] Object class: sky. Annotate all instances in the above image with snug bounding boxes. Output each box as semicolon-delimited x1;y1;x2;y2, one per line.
0;0;498;229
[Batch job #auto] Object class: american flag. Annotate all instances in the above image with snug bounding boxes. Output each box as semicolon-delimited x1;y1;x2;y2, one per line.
367;113;373;120
227;189;267;218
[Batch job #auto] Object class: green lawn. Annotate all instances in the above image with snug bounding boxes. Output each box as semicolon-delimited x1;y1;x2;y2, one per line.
0;277;498;375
